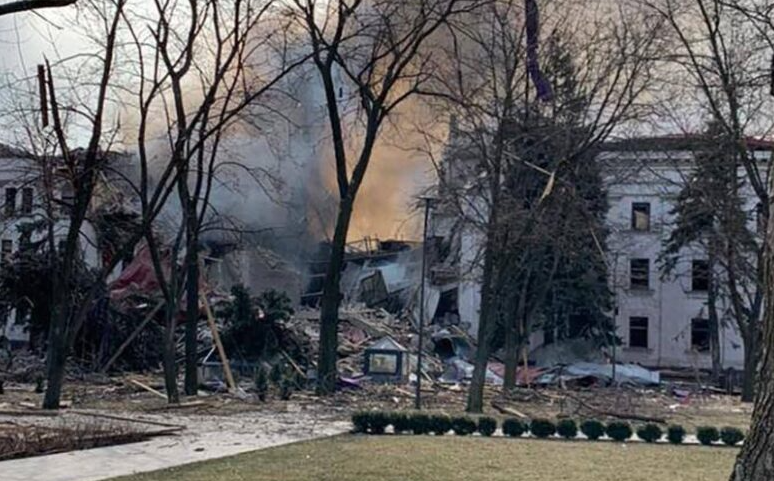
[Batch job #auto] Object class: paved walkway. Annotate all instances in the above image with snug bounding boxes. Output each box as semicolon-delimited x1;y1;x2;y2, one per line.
1;409;349;481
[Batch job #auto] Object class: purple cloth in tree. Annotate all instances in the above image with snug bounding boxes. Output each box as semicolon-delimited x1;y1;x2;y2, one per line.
525;0;553;102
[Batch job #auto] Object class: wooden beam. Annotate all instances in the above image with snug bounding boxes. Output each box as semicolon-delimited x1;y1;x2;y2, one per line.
100;301;164;374
128;379;167;400
200;293;237;392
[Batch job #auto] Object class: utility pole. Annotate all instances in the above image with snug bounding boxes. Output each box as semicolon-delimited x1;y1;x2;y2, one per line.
415;196;434;410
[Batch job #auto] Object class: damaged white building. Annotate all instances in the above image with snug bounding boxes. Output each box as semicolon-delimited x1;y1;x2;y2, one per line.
433;134;771;371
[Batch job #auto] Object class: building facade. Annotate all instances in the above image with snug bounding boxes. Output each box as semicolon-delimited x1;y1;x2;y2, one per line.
434;135;770;371
0;147;131;345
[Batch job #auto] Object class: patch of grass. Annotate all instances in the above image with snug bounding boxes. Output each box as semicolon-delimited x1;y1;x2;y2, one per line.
110;434;737;481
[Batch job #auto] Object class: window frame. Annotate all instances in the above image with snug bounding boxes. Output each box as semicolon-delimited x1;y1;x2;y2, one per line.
20;187;33;215
631;202;651;232
691;318;711;353
629;316;649;349
691;259;710;292
629;258;650;290
4;187;16;216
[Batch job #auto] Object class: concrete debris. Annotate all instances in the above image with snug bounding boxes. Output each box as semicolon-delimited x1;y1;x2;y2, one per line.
535;362;661;387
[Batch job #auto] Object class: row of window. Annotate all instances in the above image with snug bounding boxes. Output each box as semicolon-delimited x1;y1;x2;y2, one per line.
629;258;709;291
630;200;764;233
5;187;34;216
629;316;711;352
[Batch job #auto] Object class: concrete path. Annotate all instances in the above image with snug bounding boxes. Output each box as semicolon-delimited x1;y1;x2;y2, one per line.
0;409;349;481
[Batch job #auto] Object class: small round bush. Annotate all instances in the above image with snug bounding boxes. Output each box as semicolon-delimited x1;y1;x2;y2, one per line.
530;418;557;439
429;414;452;435
369;411;389;435
667;425;686;445
697;426;720;446
389;412;412;434
720;427;745;446
477;417;498;437
580;420;605;441
451;416;477;436
556;419;578;439
606;421;633;442
410;413;432;435
502;418;527;438
352;411;370;433
636;424;663;443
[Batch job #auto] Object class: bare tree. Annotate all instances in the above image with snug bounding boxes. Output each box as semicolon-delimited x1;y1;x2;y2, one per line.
428;0;662;411
692;1;774;479
7;0;300;408
122;0;301;402
41;0;126;410
642;0;773;402
0;0;75;16
289;0;486;395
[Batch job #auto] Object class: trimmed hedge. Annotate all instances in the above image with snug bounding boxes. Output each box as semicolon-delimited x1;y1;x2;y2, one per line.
451;416;477;436
389;412;412;434
720;427;745;446
667;425;686;445
636;424;663;443
697;426;720;446
502;418;528;438
478;417;498;437
530;419;556;439
352;411;741;449
606;421;633;442
351;411;389;434
369;412;389;434
411;413;432;435
580;420;605;441
352;411;370;433
429;415;452;436
556;419;578;439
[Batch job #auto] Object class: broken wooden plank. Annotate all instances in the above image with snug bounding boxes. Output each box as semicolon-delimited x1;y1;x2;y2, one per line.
128;379;167;400
0;409;58;417
564;393;666;424
70;410;185;431
146;400;210;412
491;401;529;419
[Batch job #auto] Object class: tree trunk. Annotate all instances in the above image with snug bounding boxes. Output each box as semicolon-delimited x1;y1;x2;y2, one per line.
183;210;199;396
162;301;180;404
708;245;721;383
503;320;519;390
466;227;499;413
503;285;528;390
42;292;68;409
316;198;354;395
729;259;774;480
741;328;756;403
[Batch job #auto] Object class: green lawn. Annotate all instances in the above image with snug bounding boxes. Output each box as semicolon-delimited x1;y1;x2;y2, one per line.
112;435;738;481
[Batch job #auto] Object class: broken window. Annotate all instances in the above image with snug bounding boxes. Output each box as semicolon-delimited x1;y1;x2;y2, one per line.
629;258;650;290
629;317;649;349
631;202;650;231
4;187;16;216
692;260;710;292
21;187;33;215
1;239;12;264
691;318;711;352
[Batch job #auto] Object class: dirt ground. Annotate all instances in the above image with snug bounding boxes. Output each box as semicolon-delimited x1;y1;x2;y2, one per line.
2;375;754;425
0;372;753;461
